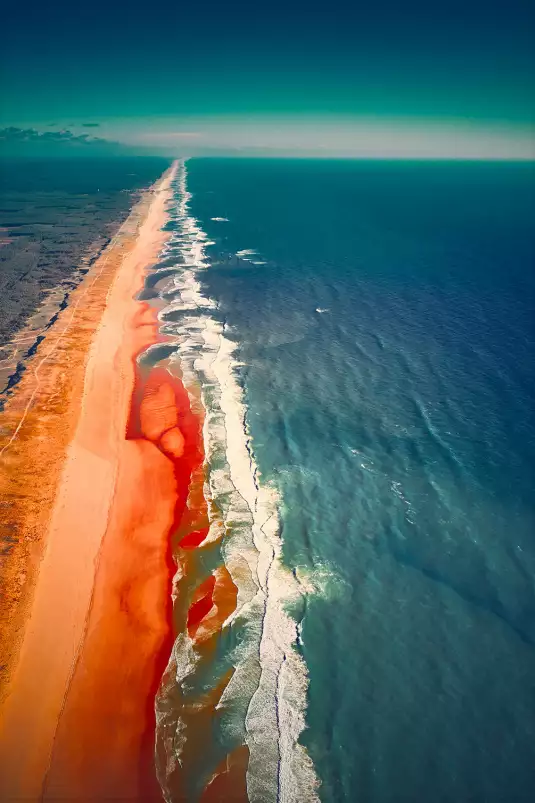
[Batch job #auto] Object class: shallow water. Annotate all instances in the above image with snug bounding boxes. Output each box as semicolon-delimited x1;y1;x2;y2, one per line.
150;163;317;802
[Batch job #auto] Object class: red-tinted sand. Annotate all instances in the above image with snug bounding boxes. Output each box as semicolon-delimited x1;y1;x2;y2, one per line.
0;166;180;801
0;159;249;802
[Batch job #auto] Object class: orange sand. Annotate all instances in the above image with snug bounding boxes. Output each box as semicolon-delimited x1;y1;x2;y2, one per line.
0;157;249;803
0;162;178;801
0;205;151;698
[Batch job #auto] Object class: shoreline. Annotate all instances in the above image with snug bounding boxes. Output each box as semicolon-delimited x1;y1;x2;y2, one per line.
152;161;319;803
0;161;181;800
0;156;319;802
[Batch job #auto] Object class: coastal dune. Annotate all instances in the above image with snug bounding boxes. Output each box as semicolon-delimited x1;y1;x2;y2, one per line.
0;162;180;800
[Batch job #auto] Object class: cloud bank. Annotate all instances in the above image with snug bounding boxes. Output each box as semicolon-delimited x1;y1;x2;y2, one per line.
0;127;141;157
2;118;534;160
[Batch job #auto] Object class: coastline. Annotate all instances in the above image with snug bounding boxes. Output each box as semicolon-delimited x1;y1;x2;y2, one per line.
0;156;320;803
152;162;319;803
0;160;180;800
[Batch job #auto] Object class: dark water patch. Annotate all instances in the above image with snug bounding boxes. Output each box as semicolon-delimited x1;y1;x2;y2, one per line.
138;343;178;368
137;287;160;301
160;309;183;322
160;308;191;323
153;254;189;270
142;267;178;290
161;287;185;301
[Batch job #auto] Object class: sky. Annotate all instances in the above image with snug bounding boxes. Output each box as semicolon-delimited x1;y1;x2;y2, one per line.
2;0;534;158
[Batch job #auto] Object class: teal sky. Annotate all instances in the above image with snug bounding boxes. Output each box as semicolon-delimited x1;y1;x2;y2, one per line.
2;0;534;157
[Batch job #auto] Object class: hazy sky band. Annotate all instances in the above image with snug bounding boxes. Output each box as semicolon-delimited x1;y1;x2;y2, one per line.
93;116;532;160
2;0;534;158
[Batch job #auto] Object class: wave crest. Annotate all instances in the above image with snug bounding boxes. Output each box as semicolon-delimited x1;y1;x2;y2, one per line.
153;160;320;802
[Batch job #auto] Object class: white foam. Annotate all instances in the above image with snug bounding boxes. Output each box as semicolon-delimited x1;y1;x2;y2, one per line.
210;217;229;222
155;632;200;799
295;562;351;602
154;160;320;802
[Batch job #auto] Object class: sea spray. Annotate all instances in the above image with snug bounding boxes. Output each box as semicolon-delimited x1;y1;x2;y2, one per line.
153;160;320;802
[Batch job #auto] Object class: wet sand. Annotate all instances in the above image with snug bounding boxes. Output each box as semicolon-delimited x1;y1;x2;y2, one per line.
0;161;179;801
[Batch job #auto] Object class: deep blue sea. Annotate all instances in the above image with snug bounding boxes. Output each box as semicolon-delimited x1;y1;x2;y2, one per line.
185;159;535;803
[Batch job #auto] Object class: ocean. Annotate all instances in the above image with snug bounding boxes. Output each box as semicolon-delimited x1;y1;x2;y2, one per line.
153;158;535;802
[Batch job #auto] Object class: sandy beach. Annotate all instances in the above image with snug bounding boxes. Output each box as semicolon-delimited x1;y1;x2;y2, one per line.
0;161;181;801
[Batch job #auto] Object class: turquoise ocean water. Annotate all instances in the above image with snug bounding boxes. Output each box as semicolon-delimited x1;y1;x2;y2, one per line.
179;159;535;803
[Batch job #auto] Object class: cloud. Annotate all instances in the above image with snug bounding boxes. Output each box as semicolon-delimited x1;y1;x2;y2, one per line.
0;127;81;143
0;127;137;157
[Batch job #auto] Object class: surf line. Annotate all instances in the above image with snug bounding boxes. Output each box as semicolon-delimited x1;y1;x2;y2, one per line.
152;160;320;802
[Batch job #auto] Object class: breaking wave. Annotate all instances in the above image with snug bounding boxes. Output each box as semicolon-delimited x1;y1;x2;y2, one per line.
153;160;320;802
